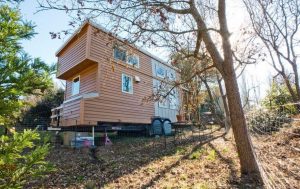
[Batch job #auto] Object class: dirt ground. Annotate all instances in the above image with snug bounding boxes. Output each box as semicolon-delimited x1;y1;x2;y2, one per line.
26;124;299;189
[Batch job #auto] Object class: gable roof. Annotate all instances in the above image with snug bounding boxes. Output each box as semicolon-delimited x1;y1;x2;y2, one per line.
55;20;177;70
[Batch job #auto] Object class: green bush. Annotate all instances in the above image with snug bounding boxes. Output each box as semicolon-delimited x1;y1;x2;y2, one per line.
0;128;54;188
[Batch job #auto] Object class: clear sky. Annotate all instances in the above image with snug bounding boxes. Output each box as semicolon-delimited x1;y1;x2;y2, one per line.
20;1;70;65
18;0;272;101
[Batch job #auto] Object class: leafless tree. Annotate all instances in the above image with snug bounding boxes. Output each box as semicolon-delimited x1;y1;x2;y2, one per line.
38;0;263;181
244;0;300;105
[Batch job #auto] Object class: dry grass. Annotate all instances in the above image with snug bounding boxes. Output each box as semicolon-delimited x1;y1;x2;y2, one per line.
25;123;299;189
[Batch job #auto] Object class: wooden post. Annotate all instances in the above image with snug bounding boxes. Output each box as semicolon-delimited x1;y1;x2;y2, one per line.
74;120;77;149
92;126;95;146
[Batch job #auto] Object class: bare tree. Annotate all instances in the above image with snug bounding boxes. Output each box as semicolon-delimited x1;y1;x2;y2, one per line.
244;0;300;105
39;0;263;181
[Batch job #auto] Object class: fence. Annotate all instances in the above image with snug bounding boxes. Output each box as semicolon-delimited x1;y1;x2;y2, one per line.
246;103;300;189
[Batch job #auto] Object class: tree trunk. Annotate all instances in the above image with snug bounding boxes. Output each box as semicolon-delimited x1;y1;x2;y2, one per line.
201;77;217;115
223;66;262;180
217;76;231;133
217;0;262;181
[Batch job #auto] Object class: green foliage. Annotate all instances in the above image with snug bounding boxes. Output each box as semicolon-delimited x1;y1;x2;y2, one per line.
0;3;54;126
0;129;54;188
18;88;64;128
262;81;297;114
263;82;292;106
206;149;216;161
188;148;204;159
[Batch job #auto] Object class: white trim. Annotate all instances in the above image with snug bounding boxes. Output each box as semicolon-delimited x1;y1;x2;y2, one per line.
82;92;99;99
121;73;133;94
48;127;62;131
63;92;99;104
63;95;82;104
51;105;63;111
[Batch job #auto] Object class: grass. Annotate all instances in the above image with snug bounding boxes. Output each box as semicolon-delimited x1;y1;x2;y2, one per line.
206;149;217;161
188;148;205;159
27;126;277;188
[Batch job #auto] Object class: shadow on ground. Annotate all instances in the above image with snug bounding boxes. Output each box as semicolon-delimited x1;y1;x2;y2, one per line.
26;127;260;188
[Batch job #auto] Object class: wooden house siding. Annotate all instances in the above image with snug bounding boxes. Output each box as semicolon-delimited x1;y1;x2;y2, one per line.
61;98;81;126
56;26;88;78
65;64;98;100
53;22;179;126
80;26;154;124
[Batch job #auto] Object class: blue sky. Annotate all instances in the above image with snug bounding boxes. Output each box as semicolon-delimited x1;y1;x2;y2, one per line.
20;1;71;66
18;0;271;100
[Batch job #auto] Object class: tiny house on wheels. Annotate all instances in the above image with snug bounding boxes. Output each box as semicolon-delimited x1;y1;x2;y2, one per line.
50;21;179;136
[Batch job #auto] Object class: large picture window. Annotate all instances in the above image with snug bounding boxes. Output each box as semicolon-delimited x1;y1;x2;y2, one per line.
122;74;133;94
72;76;80;96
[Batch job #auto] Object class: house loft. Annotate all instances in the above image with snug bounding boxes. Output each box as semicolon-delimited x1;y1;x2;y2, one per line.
51;20;179;128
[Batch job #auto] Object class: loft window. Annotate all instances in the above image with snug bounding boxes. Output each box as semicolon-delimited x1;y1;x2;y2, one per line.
72;76;80;95
114;47;126;62
127;54;140;68
156;65;166;78
122;74;133;94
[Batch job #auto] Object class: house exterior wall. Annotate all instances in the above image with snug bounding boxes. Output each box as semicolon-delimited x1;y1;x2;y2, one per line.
151;59;178;122
55;23;179;126
65;63;98;100
81;26;155;125
56;26;88;78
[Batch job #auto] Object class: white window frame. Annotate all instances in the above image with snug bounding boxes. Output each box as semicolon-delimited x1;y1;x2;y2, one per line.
113;46;140;69
71;76;80;96
156;65;166;78
127;54;140;68
122;73;133;94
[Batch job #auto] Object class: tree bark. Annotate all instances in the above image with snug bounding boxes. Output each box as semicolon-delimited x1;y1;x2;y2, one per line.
223;64;262;180
218;0;262;182
217;76;231;133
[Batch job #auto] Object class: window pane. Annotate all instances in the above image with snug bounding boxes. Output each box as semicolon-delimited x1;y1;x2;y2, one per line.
156;66;165;78
169;90;177;109
122;74;133;93
72;77;80;95
114;47;126;61
128;55;139;67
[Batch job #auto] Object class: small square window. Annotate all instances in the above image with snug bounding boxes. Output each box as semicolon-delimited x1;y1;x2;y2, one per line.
127;54;139;68
167;71;176;81
156;65;166;78
122;74;133;94
72;76;80;95
114;47;126;62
